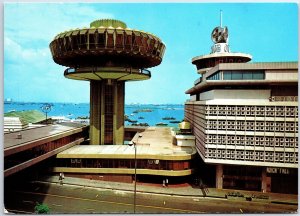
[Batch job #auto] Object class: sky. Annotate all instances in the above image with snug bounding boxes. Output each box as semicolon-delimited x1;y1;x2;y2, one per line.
3;2;298;104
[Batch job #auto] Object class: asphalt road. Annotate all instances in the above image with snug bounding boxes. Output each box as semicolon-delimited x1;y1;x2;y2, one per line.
4;181;297;214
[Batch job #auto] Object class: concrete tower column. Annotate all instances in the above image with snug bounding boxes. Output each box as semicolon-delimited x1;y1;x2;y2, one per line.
114;81;125;145
261;167;267;193
90;81;103;145
90;80;125;145
216;164;223;189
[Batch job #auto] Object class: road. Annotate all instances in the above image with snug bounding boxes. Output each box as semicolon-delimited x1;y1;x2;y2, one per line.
4;181;297;214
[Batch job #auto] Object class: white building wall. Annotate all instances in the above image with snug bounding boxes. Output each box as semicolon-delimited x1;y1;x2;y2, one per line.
200;89;271;101
265;70;298;81
185;101;298;169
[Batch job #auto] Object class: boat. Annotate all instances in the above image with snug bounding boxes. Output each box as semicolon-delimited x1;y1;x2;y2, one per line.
162;107;175;110
169;120;181;124
138;116;145;119
131;123;149;126
133;109;153;113
162;117;176;120
4;98;12;104
125;118;137;123
156;122;168;126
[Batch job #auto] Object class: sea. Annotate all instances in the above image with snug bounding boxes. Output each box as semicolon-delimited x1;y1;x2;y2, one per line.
4;102;184;127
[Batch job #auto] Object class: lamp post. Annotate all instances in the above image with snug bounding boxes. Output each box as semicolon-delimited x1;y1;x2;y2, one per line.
41;103;52;124
130;133;142;214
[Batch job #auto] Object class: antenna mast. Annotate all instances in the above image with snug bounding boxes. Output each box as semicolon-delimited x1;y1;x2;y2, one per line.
220;10;223;27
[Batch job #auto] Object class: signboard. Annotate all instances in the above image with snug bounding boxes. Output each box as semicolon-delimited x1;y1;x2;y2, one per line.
266;167;290;175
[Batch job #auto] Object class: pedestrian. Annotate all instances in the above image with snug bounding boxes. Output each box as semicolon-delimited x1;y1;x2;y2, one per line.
163;179;166;187
59;172;64;185
199;178;203;189
166;178;168;187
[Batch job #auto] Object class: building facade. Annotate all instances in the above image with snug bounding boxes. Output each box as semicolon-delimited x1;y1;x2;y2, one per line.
184;23;298;194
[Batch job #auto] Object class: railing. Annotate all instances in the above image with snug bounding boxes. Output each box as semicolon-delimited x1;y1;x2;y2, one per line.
64;67;151;78
140;69;151;77
64;68;76;75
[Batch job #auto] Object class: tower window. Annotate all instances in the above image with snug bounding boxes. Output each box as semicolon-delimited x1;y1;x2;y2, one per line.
222;70;265;80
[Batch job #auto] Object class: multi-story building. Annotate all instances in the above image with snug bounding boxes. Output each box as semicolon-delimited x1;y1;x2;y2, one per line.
184;23;298;194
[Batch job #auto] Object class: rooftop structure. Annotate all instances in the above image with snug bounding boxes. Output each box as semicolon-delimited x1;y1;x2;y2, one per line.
53;127;196;177
191;19;252;75
4;123;88;177
184;18;298;194
4;117;28;132
50;19;166;145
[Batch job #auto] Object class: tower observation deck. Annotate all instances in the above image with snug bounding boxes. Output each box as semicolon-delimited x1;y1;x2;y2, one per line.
191;20;252;75
50;19;166;145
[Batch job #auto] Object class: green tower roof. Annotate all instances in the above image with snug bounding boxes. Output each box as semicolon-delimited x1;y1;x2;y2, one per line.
90;19;127;28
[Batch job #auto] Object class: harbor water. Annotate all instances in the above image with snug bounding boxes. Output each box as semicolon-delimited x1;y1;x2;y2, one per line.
4;102;184;127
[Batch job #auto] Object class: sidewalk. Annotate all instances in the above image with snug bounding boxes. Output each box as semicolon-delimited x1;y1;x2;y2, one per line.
36;175;298;206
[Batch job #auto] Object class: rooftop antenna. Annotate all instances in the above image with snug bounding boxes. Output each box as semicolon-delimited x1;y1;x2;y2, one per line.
220;10;223;27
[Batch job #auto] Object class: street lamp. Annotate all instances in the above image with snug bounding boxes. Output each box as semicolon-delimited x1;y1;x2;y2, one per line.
129;133;142;214
41;103;52;124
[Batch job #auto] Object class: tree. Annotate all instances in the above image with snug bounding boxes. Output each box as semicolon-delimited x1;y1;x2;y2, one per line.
34;202;50;214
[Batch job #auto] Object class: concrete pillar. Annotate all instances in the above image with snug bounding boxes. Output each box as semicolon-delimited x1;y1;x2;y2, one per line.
216;164;223;189
261;167;267;193
114;81;125;145
90;81;102;145
89;80;125;145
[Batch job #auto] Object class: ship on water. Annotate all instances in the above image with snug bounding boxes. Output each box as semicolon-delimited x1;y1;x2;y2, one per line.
4;98;12;104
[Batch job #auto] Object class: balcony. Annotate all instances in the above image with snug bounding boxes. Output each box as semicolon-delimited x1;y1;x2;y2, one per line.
64;67;151;81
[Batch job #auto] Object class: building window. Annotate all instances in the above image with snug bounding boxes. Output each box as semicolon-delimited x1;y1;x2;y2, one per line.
223;71;231;80
231;71;243;80
223;70;265;80
207;72;220;80
252;71;264;79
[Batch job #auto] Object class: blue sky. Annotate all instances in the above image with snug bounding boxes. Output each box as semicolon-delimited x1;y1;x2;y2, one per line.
4;3;298;104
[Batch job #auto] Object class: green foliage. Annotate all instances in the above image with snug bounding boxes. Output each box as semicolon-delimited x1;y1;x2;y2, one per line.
4;110;46;123
226;191;244;197
34;202;50;214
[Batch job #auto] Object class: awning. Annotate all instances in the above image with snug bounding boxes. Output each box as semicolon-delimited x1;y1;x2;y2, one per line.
59;33;67;38
71;30;80;36
124;29;133;35
116;29;124;34
98;28;106;34
88;28;97;34
106;28;115;34
65;31;72;37
80;29;88;34
133;31;141;36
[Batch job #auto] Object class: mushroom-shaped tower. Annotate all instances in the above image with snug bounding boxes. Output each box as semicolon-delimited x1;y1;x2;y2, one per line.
49;19;166;145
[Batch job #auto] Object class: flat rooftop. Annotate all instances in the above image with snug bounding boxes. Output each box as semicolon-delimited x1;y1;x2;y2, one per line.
57;127;196;160
4;123;86;154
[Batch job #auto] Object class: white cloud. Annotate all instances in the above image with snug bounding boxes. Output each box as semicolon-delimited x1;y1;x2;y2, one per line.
4;3;115;102
5;3;114;45
4;36;89;103
5;37;50;63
